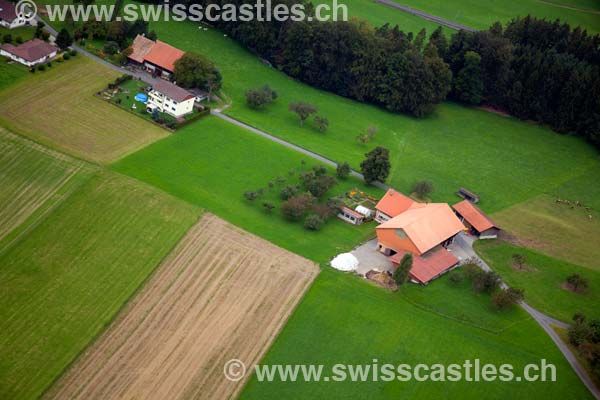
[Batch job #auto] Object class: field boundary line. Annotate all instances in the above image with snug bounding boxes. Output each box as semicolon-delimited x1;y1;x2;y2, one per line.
40;207;205;400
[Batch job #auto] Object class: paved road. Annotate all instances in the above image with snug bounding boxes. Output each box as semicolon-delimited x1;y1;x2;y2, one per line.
373;0;475;32
454;233;600;399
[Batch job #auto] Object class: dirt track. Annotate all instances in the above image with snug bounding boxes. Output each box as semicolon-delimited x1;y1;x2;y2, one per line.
46;214;318;400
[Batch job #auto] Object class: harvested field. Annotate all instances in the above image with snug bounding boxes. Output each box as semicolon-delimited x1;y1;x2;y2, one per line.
47;214;319;400
0;57;168;164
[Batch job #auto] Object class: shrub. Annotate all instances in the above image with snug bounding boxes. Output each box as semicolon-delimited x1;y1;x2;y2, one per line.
15;36;23;44
336;162;351;179
304;214;324;230
461;261;481;280
37;64;46;71
2;34;12;44
29;68;36;73
280;185;299;200
103;41;119;55
312;203;336;220
56;56;64;62
70;49;77;56
413;180;433;199
46;62;52;68
243;191;259;202
63;53;71;60
312;165;327;176
263;202;275;213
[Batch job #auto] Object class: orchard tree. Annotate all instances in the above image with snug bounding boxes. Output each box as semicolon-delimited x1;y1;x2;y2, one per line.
245;85;277;109
314;115;329;132
289;102;317;126
413;180;433;199
360;146;390;184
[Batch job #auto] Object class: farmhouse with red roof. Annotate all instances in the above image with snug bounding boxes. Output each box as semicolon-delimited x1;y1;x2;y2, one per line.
127;35;185;79
374;190;465;284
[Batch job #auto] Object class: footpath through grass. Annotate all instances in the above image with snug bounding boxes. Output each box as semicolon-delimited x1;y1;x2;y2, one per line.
0;171;200;400
476;240;600;323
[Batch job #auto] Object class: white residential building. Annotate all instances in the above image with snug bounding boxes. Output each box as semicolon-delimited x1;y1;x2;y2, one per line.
147;80;195;118
0;0;31;29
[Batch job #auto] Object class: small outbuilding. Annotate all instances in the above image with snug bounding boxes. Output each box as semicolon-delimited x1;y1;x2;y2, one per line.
338;206;365;225
452;200;500;239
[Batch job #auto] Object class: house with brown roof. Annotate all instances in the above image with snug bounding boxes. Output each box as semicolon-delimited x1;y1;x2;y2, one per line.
127;35;185;79
0;0;28;29
147;80;195;118
453;200;500;239
0;39;58;67
374;191;465;284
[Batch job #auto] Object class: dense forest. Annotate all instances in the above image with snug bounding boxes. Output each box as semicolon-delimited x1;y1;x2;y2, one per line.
147;0;600;148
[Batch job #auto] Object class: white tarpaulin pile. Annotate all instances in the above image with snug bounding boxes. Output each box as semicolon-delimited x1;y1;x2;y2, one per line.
330;253;359;272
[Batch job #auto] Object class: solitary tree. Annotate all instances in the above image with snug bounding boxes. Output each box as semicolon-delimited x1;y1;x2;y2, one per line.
512;253;526;270
56;28;73;50
393;253;413;285
245;85;277;109
566;274;589;292
314;115;329;132
289;102;317;126
360;146;391;184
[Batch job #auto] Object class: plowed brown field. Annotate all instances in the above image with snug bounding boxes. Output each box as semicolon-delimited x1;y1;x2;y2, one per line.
46;213;318;400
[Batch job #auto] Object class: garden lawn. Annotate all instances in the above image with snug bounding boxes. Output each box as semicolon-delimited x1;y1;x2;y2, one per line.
240;268;593;399
492;165;600;271
475;240;600;323
387;0;600;33
0;56;169;164
151;18;600;215
112;116;384;264
0;171;200;400
0;25;36;43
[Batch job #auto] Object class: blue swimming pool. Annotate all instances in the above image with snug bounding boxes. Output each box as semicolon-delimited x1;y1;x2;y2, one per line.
134;93;148;103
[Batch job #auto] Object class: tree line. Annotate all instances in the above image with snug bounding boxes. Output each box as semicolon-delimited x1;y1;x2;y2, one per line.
171;1;600;148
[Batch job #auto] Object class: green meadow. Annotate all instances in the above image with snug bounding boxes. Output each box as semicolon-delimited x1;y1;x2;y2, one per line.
384;0;600;33
240;268;593;399
476;240;600;323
